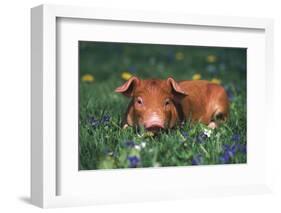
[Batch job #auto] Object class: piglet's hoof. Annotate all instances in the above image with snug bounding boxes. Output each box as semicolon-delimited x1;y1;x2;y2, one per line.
122;124;129;129
208;122;217;129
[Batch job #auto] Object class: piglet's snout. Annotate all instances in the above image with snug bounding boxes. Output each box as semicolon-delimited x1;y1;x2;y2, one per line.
144;113;165;131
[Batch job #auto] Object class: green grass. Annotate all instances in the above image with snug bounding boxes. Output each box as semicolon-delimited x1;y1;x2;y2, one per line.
78;41;247;170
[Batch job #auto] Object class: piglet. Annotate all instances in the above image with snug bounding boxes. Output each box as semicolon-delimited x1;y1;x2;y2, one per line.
115;76;229;131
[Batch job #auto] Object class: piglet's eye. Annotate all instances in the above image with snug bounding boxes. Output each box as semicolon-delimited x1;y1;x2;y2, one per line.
136;97;143;105
164;99;170;106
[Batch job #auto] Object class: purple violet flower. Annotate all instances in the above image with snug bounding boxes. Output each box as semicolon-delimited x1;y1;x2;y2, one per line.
88;116;100;128
167;50;174;63
128;156;140;168
128;66;137;73
101;114;111;124
206;64;218;74
224;86;235;101
192;154;203;165
224;144;236;158
124;140;135;148
180;130;192;142
196;132;208;144
220;144;237;164
236;144;247;154
88;114;111;128
220;152;230;164
231;134;241;142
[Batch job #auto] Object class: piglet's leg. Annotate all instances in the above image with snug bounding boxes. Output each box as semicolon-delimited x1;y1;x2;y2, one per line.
207;84;229;129
122;100;134;129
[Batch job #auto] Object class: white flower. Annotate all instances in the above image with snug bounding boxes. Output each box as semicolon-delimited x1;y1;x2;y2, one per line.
153;162;161;167
203;128;212;138
140;142;146;148
134;145;141;150
137;133;144;138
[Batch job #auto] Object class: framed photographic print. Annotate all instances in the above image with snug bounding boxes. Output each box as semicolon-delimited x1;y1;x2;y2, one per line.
78;41;247;170
31;4;274;208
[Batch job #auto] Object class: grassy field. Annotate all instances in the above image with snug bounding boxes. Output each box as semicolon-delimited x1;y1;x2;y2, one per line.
79;41;247;170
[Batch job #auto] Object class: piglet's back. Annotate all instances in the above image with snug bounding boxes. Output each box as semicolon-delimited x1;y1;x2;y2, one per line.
178;80;229;124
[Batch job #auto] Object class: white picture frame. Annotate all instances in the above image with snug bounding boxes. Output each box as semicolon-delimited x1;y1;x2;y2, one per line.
31;4;274;208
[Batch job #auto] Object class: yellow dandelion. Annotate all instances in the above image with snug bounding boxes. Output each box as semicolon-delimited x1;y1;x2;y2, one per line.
210;78;221;84
121;71;133;81
192;73;201;80
144;131;155;137
175;52;184;61
81;74;95;83
206;55;217;63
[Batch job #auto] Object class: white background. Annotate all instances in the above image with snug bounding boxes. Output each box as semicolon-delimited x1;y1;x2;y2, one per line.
0;0;280;212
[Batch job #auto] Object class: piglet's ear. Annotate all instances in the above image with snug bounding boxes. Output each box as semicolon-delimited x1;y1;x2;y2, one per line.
167;77;187;97
115;76;140;97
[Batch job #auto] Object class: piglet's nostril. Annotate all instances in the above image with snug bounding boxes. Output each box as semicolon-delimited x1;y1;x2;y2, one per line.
144;123;164;132
146;125;164;132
